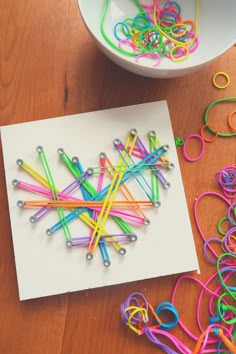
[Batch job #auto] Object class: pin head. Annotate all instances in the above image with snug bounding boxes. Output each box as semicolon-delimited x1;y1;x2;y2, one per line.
86;252;93;261
119;248;126;255
66;240;72;248
130;128;137;136
113;138;120;146
148;130;156;137
86;168;93;176
153;201;161;208
17;200;24;208
57;148;64;155
130;235;138;242
36;146;43;153
99;152;106;159
16;159;23;166
29;216;36;224
12;179;19;187
163;144;170;152
168;163;175;170
164;182;171;189
143;218;151;226
72;156;79;164
103;260;111;267
46;228;53;236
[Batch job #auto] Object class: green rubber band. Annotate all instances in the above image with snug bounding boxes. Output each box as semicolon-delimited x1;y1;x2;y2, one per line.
217;217;228;236
216;253;236;324
204;97;236;137
175;137;185;146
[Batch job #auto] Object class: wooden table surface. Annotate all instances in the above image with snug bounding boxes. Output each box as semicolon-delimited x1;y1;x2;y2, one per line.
0;1;236;353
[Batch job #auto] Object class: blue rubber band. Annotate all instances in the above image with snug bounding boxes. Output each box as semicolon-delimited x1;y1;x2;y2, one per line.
155;302;179;330
114;22;130;41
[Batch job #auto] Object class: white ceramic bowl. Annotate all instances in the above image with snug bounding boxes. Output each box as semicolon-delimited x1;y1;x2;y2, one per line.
77;0;236;78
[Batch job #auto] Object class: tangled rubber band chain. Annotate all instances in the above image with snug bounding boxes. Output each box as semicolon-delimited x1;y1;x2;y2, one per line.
175;97;236;162
121;165;236;353
101;0;199;67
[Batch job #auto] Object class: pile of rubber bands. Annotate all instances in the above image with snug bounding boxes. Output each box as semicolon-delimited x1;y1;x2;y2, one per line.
101;0;199;66
121;164;236;353
13;129;173;267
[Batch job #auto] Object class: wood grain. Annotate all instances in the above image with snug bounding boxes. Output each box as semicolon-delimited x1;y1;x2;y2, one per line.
0;1;235;353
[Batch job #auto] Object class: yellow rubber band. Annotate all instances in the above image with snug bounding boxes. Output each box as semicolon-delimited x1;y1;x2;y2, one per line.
212;72;230;89
170;44;190;62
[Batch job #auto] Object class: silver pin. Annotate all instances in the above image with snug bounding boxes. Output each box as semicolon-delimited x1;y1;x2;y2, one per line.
164;182;171;189
29;216;36;224
168;163;175;170
17;200;24;208
16;159;23;166
36;146;43;153
130;235;138;242
113;138;120;146
72;156;79;164
86;168;94;176
143;218;151;226
86;252;93;261
130;128;137;136
163;144;170;152
148;130;156;137
99;152;106;159
103;260;111;267
57;148;64;155
12;179;19;187
153;201;161;208
46;228;53;236
66;240;72;248
119;248;126;255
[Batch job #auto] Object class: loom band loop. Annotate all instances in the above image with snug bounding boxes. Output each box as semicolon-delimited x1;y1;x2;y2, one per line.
227;110;236;132
170;44;189;62
217;217;230;236
223;229;236;254
155;302;179;330
135;53;161;68
217;294;236;325
163;1;181;16
182;134;205;162
218;267;236;291
158;16;176;32
170;23;188;38
227;202;236;226
212;72;230;89
174;137;184;146
118;40;137;53
121;292;149;323
203;97;236;137
181;31;199;53
113;22;131;41
133;14;151;30
182;20;195;33
138;302;162;330
203;237;225;264
200;124;218;142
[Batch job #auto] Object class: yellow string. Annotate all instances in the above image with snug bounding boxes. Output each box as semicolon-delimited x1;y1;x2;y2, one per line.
88;131;138;254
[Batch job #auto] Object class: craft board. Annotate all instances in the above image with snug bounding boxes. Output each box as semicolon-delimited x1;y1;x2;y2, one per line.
0;101;199;300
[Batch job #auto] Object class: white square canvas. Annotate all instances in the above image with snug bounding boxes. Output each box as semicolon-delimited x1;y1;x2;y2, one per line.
1;101;199;300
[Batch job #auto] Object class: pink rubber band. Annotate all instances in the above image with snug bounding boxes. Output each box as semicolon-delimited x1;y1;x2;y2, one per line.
182;133;205;162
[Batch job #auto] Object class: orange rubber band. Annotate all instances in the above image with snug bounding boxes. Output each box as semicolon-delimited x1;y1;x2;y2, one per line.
200;124;218;142
227;110;236;132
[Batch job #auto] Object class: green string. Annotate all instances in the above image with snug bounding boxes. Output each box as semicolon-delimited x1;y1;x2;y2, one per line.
204;97;236;137
100;0;141;57
38;148;72;241
216;253;236;325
